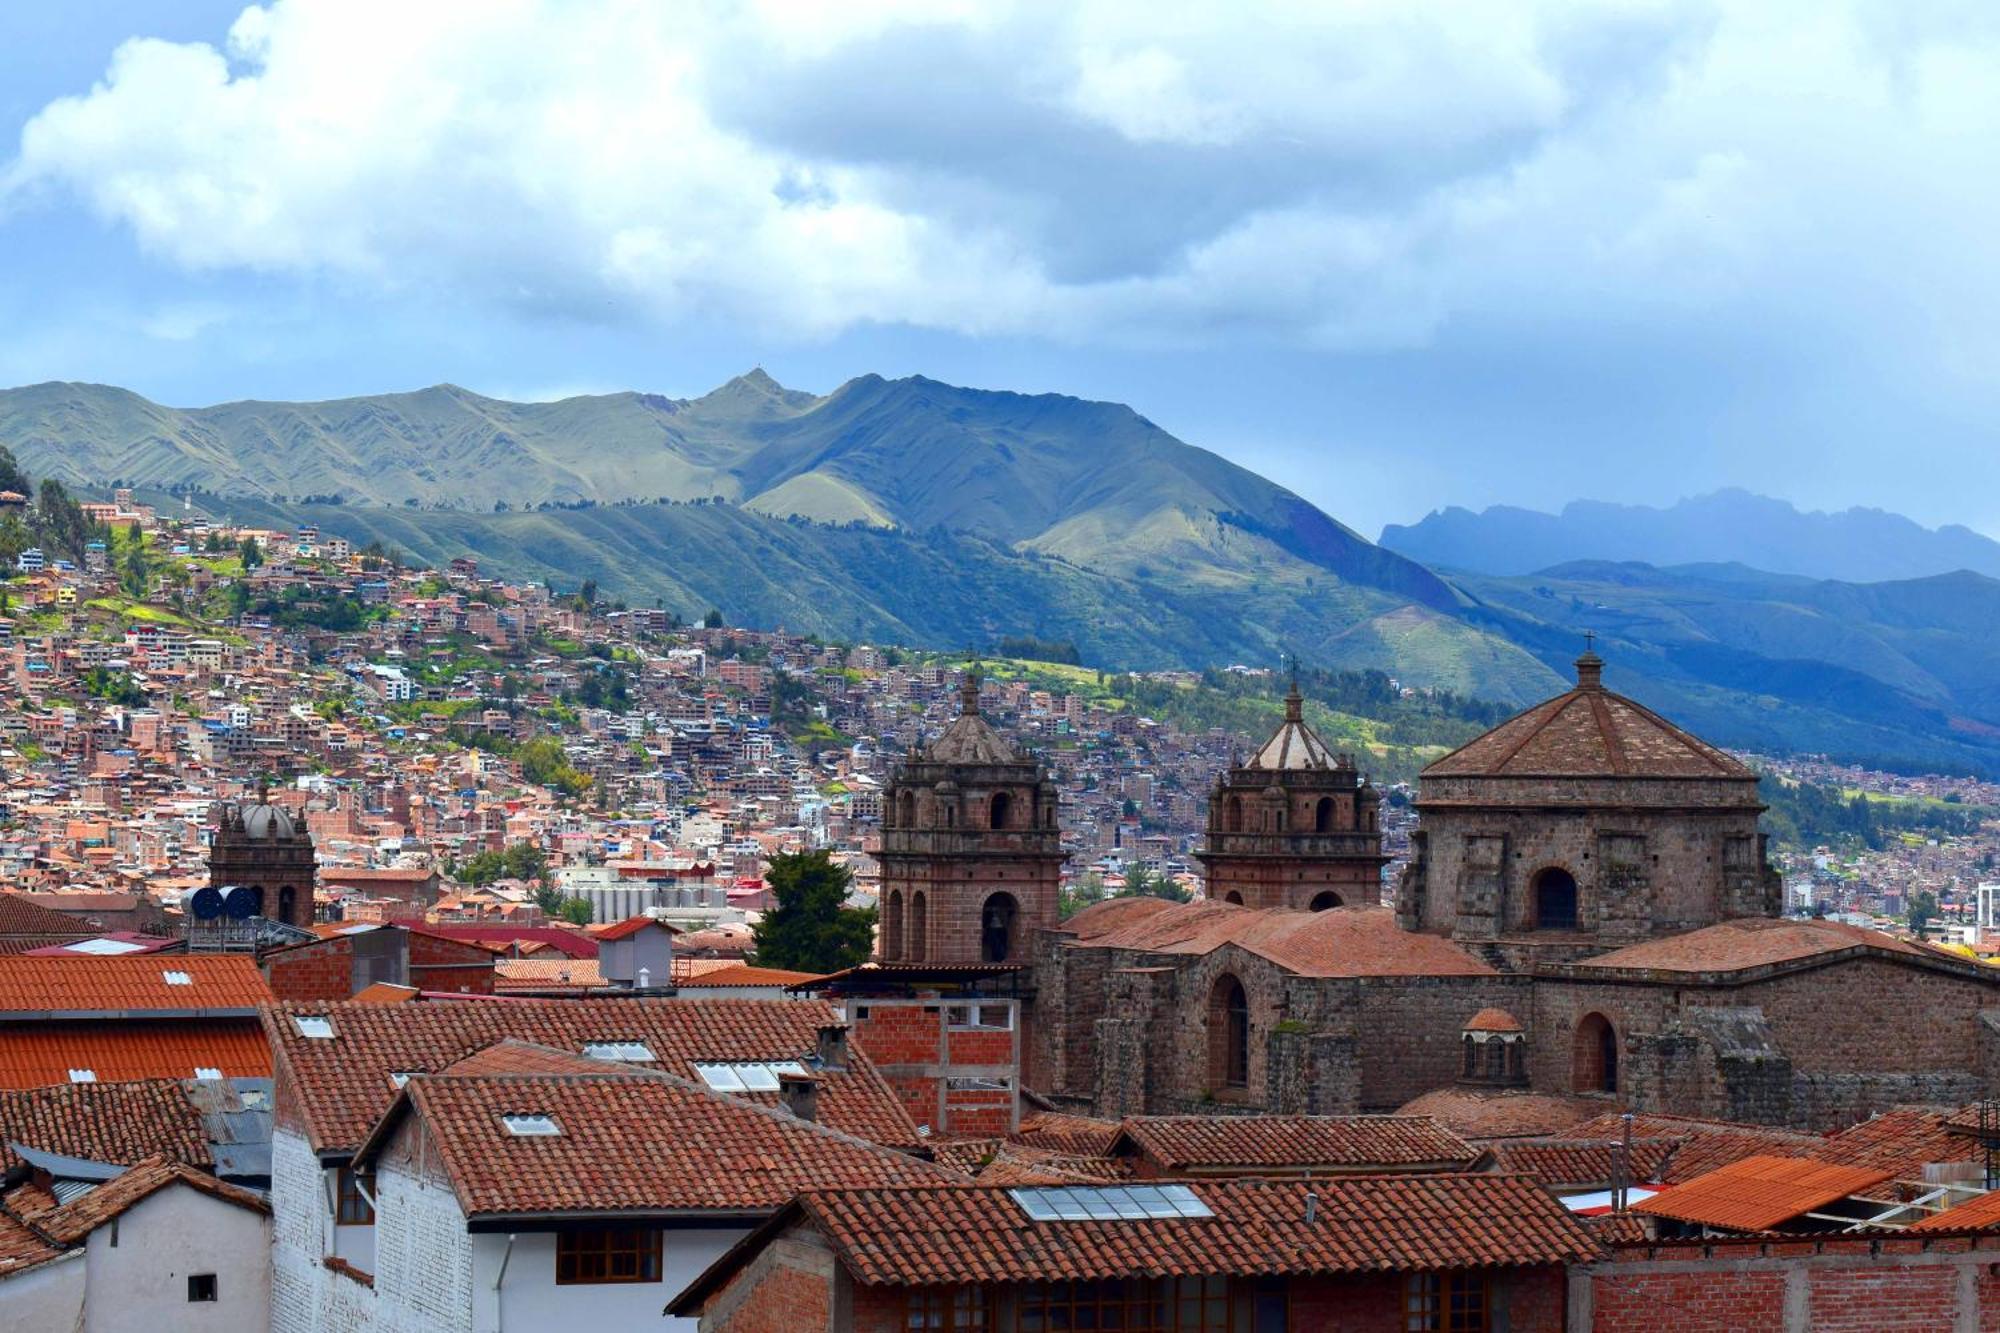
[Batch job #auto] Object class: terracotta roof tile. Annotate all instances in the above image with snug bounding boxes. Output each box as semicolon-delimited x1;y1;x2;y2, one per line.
1574;917;1930;975
1464;1008;1523;1033
1566;1113;1822;1184
1010;1112;1123;1157
1634;1155;1891;1232
1113;1115;1481;1173
1904;1188;2000;1232
1811;1108;1980;1179
362;1068;948;1218
594;915;678;941
677;965;823;988
0;1079;212;1171
1424;669;1752;780
1056;902;1494;979
710;1175;1600;1294
0;1021;271;1090
351;982;421;1004
0;955;273;1011
1487;1138;1679;1188
1397;1087;1606;1140
493;959;607;990
263;997;918;1154
0;894;94;940
31;1155;267;1245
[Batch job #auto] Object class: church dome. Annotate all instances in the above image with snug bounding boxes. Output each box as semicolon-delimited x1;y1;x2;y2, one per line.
237;801;298;840
1422;651;1753;781
925;670;1024;765
1244;683;1338;772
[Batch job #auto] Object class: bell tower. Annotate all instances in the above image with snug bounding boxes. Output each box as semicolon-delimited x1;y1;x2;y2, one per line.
1197;679;1387;910
207;787;318;930
877;671;1066;964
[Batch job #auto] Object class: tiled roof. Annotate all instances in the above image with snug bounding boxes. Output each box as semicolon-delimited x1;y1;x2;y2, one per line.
932;1138;1132;1184
1634;1155;1891;1232
1566;1113;1822;1184
1396;1087;1605;1140
1573;918;1931;975
359;1065;949;1218
0;955;273;1012
1811;1108;1980;1179
0;894;93;939
390;922;598;957
1423;658;1753;780
438;1039;614;1078
1010;1112;1123;1157
1486;1138;1679;1188
493;959;607;989
677;964;823;988
0;1020;272;1089
1464;1008;1523;1033
1112;1115;1480;1172
30;1155;268;1245
351;982;421;1004
676;1175;1599;1308
1055;902;1494;979
0;1079;212;1172
262;997;918;1154
595;915;678;941
1245;688;1338;771
1904;1188;2000;1232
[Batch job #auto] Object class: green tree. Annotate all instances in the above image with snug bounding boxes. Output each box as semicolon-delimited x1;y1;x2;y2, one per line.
1908;890;1940;940
558;897;594;926
750;849;874;973
0;514;29;566
1116;865;1192;903
1059;871;1107;919
702;607;724;628
33;479;91;563
0;444;30;499
239;535;264;569
117;524;152;600
515;735;591;797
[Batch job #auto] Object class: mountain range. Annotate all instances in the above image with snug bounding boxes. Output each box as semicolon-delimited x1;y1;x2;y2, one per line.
10;373;2000;774
1380;490;2000;583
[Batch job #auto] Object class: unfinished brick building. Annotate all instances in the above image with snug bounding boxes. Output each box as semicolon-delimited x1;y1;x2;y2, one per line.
1016;652;2000;1132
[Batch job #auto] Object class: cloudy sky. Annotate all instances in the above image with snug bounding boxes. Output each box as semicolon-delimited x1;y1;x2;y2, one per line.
3;1;1999;538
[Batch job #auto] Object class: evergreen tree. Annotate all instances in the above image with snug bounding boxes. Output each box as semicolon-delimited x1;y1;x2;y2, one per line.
239;535;264;569
750;849;875;973
0;445;30;499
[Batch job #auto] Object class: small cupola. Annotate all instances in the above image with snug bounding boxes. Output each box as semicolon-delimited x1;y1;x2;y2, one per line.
1459;1008;1527;1087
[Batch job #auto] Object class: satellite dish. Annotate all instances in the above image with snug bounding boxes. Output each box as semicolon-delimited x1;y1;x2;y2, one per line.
222;886;259;920
190;887;224;921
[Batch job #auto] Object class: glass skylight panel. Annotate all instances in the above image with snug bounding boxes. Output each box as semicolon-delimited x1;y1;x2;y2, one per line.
694;1060;808;1091
1010;1184;1213;1222
193;1067;223;1080
501;1113;561;1137
390;1072;416;1089
582;1041;657;1062
67;1069;97;1083
294;1016;336;1039
162;970;193;986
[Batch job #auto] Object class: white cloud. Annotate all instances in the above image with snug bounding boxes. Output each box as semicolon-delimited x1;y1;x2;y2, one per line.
9;0;2000;370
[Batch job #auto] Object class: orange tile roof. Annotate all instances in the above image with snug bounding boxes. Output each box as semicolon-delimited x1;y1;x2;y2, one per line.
358;1063;949;1218
672;1175;1600;1312
1574;917;1929;975
1811;1108;1980;1179
594;915;678;941
1423;671;1753;780
1566;1113;1822;1184
0;893;93;940
1010;1112;1123;1157
1112;1115;1481;1173
1486;1138;1679;1188
0;1020;271;1089
263;997;918;1154
1397;1087;1606;1140
0;1079;212;1171
676;964;822;988
1055;902;1495;978
0;955;273;1012
351;983;421;1004
29;1155;267;1245
1904;1188;2000;1232
1464;1007;1523;1033
1634;1155;1892;1232
492;959;607;990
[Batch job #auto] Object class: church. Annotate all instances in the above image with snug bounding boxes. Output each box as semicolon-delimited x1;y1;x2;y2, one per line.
876;656;2000;1133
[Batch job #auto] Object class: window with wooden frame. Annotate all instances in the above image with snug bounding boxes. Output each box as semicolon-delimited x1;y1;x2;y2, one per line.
556;1227;664;1284
1404;1272;1490;1332
904;1285;993;1330
334;1166;374;1225
1013;1276;1241;1331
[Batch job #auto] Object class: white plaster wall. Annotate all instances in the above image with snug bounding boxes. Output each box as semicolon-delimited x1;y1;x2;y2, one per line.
81;1186;270;1333
271;1127;333;1333
373;1158;472;1333
474;1227;746;1333
0;1249;84;1330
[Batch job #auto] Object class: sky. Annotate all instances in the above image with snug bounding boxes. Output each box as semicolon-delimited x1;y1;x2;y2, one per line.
3;1;2000;539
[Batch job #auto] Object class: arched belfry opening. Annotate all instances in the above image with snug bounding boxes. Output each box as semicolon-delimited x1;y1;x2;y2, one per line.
1309;891;1342;912
981;892;1019;963
1533;867;1579;931
990;790;1012;830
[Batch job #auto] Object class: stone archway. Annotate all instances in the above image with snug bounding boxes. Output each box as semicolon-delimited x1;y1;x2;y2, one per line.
883;889;905;959
1208;974;1250;1092
1533;867;1579;930
1573;1012;1618;1094
1308;891;1342;912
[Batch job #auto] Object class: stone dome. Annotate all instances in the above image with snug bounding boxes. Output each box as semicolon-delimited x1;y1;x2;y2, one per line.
238;802;298;840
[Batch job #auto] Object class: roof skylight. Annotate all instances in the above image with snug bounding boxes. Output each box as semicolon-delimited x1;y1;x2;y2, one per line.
582;1041;657;1062
67;1069;97;1084
1010;1184;1213;1222
693;1061;808;1092
193;1067;224;1081
162;970;193;986
294;1016;336;1039
501;1114;561;1137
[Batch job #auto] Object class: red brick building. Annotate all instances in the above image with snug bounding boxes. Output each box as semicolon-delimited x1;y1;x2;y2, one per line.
261;922;498;1001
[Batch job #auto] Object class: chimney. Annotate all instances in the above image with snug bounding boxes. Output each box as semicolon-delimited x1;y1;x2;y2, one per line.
779;1071;820;1123
1304;1191;1318;1225
816;1023;849;1071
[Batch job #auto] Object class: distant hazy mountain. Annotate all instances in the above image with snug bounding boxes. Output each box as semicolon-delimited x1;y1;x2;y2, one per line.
1380;490;2000;582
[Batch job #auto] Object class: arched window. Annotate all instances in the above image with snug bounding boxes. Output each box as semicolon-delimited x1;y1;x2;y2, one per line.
1224;795;1244;833
990;791;1012;830
883;890;904;959
1533;867;1579;931
896;789;915;828
1462;1035;1477;1079
1208;975;1250;1092
981;893;1019;963
1308;891;1342;912
1222;890;1244;906
278;885;297;925
1574;1013;1618;1094
909;892;929;962
1313;797;1335;833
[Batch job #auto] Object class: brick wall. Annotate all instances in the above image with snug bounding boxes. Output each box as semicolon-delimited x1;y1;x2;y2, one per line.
407;932;495;995
846;996;1020;1135
266;937;359;1003
1578;1235;2000;1332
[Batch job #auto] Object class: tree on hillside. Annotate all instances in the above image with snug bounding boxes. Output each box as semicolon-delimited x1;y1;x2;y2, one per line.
558;897;593;926
0;444;30;499
751;849;875;974
1116;865;1192;903
1060;871;1107;919
33;479;91;563
1908;891;1939;941
702;607;724;628
239;535;264;570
